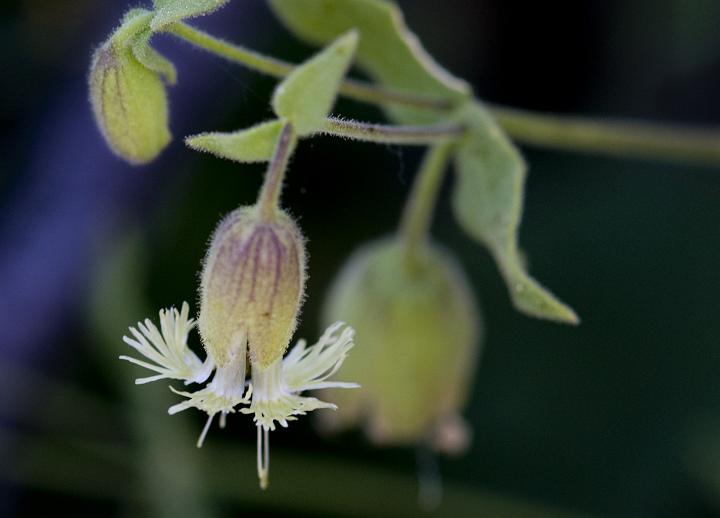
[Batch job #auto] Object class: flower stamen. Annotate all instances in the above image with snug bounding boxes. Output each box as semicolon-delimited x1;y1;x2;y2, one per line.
241;322;358;487
197;414;215;448
257;425;270;490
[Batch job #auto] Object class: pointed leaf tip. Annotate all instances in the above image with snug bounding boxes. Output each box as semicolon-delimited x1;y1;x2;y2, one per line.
451;101;578;324
272;31;359;136
185;120;284;163
507;268;580;325
267;0;470;124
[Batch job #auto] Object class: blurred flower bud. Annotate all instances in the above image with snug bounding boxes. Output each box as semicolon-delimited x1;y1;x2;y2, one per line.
320;238;482;454
89;12;171;165
199;206;306;370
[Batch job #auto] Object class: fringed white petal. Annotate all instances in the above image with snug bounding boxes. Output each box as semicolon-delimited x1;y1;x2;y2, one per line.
120;302;213;385
168;384;251;417
284;322;359;393
245;322;358;431
119;305;359;486
242;391;337;431
167;344;251;416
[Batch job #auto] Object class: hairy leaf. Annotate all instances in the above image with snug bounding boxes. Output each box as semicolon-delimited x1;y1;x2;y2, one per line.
452;102;578;324
151;0;230;32
185;120;284;163
268;0;471;123
272;31;358;136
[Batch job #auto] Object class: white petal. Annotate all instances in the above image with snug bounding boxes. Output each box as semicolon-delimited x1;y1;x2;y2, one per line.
120;303;213;385
283;322;355;392
247;324;358;431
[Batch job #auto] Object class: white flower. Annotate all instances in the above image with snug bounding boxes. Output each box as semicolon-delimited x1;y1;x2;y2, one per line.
245;322;359;489
243;322;358;431
168;343;252;447
120;302;213;385
241;322;358;488
119;302;358;487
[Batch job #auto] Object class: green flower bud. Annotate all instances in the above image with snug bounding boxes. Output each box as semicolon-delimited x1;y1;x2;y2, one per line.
320;239;482;454
199;206;306;370
89;15;171;165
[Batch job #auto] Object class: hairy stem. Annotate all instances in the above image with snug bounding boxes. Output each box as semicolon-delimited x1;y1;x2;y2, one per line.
169;22;294;77
399;142;455;266
168;23;720;166
322;117;464;145
491;105;720;165
257;123;296;220
168;22;452;111
339;81;452;111
114;11;154;43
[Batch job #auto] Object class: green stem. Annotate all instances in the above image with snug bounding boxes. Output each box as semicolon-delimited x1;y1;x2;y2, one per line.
490;105;720;165
257;122;296;220
169;22;294;78
322;117;464;145
399;142;455;266
339;80;452;111
168;23;720;166
168;23;451;111
113;10;154;44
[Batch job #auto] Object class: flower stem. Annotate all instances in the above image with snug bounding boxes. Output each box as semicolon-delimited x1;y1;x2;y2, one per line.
168;23;452;111
167;24;720;166
340;81;452;111
399;142;455;266
113;10;153;43
169;22;294;77
490;105;720;165
257;123;296;220
322;117;464;145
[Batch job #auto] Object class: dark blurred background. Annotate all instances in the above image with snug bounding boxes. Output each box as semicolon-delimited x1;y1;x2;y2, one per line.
1;1;720;516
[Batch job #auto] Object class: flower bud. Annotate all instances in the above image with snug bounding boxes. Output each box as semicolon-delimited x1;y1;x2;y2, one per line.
320;238;482;454
199;206;306;369
89;25;171;165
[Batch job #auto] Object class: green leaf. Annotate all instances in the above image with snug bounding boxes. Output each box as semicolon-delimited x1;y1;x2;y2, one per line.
452;102;579;324
131;29;177;84
185;120;284;163
272;31;358;136
267;0;471;124
151;0;230;32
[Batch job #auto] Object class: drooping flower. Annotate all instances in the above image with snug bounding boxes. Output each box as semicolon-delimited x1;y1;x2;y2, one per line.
319;238;482;455
120;205;357;488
